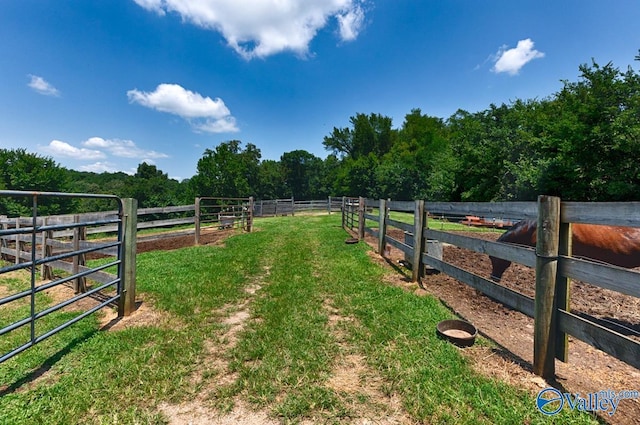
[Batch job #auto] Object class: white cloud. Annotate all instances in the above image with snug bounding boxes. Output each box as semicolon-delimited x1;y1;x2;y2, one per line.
492;38;544;75
83;137;169;159
193;117;239;134
78;162;127;174
127;84;230;119
37;136;170;175
27;75;60;97
43;140;105;160
132;0;166;15
132;0;366;59
127;83;239;133
41;137;168;175
337;5;364;41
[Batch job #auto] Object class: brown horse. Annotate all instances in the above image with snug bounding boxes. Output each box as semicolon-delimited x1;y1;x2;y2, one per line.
489;219;640;282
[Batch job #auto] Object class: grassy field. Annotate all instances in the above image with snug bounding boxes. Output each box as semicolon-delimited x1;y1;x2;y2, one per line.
0;214;597;424
364;209;508;233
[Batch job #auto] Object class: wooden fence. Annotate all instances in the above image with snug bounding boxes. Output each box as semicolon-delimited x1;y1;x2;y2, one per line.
1;194;348;266
2;204;196;254
1;197;253;279
253;197;342;217
347;196;640;380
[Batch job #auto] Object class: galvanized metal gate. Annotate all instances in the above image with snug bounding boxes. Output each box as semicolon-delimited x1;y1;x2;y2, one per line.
341;197;361;233
194;197;253;245
0;191;137;364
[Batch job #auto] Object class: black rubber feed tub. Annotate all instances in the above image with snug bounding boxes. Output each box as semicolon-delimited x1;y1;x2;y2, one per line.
436;319;478;347
345;237;359;244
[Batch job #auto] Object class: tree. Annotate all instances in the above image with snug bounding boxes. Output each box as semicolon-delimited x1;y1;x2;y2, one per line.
332;153;380;198
0;148;72;215
319;154;341;197
280;150;325;200
381;109;455;200
189;140;261;198
129;162;183;208
448;107;505;201
256;160;287;199
447;100;546;202
539;59;640;200
323;113;394;159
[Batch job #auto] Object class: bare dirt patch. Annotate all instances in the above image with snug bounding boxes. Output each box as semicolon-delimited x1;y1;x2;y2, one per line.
160;264;272;424
40;275;178;332
363;229;640;425
323;298;415;424
135;227;236;253
158;400;280;425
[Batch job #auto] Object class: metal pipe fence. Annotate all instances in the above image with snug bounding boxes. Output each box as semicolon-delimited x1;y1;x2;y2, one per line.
0;191;137;365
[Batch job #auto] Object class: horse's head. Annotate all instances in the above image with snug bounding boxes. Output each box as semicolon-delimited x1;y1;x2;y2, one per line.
489;255;511;282
488;220;535;282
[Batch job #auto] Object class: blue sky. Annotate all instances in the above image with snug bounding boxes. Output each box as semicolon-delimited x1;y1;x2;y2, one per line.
1;1;639;181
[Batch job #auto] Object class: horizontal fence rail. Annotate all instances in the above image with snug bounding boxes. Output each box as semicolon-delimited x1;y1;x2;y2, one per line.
345;196;640;380
253;197;341;217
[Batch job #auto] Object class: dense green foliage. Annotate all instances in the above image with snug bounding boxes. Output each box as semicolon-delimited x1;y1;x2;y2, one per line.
0;148;75;215
2;55;639;214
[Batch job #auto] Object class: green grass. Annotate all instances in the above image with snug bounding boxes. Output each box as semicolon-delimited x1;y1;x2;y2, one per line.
0;215;598;424
365;209;506;233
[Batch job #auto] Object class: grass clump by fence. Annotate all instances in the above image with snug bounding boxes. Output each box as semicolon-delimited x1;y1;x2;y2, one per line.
0;215;598;424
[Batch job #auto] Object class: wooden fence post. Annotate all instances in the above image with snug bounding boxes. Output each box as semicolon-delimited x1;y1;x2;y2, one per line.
247;197;254;232
194;197;201;245
412;200;425;282
378;199;388;256
1;216;7;261
119;198;137;317
358;197;365;239
534;195;561;380
555;221;572;362
72;215;87;293
15;217;21;265
341;197;346;229
39;217;45;280
40;217;52;281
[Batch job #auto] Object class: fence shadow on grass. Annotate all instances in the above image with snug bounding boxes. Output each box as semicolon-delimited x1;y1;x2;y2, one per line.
0;329;98;397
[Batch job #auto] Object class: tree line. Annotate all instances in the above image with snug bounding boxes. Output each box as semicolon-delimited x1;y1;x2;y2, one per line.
2;54;639;216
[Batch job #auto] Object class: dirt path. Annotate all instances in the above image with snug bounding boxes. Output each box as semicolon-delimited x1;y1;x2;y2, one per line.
158;264;277;425
152;233;415;424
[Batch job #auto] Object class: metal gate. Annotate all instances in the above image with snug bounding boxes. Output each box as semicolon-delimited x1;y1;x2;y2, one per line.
0;191;137;364
341;197;361;233
194;197;253;245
